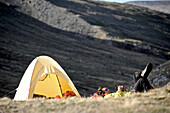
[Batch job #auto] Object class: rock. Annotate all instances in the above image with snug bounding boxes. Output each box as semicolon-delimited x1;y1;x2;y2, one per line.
149;60;170;88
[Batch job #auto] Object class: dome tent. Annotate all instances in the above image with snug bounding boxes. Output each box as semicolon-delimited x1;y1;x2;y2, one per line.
14;56;80;100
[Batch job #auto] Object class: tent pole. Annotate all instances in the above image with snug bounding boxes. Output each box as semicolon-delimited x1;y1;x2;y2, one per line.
56;74;63;97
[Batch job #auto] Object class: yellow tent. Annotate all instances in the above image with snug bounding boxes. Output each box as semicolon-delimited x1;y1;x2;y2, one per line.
14;56;81;100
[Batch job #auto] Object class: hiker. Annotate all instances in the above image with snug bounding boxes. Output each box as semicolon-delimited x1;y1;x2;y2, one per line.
104;85;131;98
92;87;111;98
104;63;154;98
133;63;154;92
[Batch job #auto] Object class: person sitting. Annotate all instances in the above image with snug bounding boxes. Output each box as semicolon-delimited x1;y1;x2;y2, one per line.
92;87;111;98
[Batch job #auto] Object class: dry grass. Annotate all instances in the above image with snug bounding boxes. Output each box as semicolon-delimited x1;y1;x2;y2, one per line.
0;85;169;113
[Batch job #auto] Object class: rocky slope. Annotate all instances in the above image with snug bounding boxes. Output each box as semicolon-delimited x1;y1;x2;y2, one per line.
0;0;170;98
149;60;170;88
127;1;170;14
2;0;170;59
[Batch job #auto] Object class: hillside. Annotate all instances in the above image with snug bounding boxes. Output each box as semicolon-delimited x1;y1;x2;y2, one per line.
0;0;170;98
2;0;170;58
0;85;170;113
127;1;170;14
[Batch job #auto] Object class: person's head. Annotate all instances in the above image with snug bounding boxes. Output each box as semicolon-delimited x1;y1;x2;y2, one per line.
117;85;127;92
102;87;111;94
97;87;110;96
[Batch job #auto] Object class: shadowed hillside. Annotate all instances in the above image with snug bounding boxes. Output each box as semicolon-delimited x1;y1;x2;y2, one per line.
0;0;169;98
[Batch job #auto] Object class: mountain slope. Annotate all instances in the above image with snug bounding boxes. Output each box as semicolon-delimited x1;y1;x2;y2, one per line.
127;1;170;14
0;0;169;98
2;0;170;59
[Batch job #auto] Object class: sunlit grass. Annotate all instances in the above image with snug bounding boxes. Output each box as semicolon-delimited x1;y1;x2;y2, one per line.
0;85;169;113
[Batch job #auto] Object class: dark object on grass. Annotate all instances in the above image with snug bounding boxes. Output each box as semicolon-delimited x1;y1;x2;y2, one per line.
133;63;154;92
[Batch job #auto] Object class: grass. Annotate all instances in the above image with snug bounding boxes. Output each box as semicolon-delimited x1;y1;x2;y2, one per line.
0;85;169;113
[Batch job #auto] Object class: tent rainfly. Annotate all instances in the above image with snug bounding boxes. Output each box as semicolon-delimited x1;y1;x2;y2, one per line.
14;56;81;100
